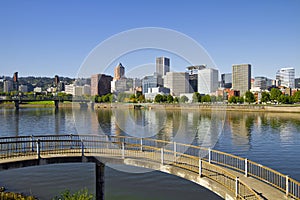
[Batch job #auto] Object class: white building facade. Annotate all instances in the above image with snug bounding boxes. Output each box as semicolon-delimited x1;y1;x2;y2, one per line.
198;68;219;94
276;67;295;88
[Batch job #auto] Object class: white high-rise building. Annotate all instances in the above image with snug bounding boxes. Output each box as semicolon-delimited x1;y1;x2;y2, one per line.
198;68;219;94
276;67;295;88
164;72;189;96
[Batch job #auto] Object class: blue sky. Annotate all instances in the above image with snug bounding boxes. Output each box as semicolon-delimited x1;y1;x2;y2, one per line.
0;0;299;78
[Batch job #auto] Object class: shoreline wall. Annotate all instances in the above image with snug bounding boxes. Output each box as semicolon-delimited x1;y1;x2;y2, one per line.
94;103;300;113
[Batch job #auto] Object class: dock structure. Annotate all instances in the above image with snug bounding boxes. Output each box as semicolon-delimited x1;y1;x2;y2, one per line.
0;134;299;200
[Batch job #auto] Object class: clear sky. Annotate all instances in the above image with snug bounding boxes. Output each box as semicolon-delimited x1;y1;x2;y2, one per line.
0;0;299;78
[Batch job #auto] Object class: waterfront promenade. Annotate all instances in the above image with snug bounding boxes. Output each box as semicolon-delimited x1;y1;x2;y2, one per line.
0;135;299;200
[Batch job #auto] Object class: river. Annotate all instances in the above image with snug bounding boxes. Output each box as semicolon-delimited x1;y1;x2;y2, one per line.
0;106;299;199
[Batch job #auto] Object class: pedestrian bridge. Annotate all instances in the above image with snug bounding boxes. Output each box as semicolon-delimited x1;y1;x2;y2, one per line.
0;135;299;200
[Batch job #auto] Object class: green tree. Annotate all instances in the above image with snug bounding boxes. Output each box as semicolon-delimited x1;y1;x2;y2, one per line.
167;94;174;103
270;88;282;102
180;95;189;103
237;96;244;104
293;91;300;103
192;92;201;103
52;188;93;200
162;94;168;103
210;95;217;102
216;95;223;102
278;94;293;104
244;91;255;103
154;94;163;103
261;91;270;103
174;96;179;103
138;94;145;103
201;94;211;103
228;96;237;104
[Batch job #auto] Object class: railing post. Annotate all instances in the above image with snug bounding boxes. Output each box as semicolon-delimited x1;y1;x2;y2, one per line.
286;175;289;196
81;139;84;157
106;135;109;149
122;142;125;159
36;139;40;159
235;177;239;198
173;142;176;163
199;158;202;177
208;148;211;164
31;135;34;152
245;158;248;177
70;134;73;149
140;138;143;152
161;148;164;165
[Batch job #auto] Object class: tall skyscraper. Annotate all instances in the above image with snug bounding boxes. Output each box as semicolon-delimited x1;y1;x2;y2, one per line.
164;72;189;96
156;57;170;76
232;64;251;96
198;68;219;94
114;63;125;80
13;72;18;91
54;75;60;86
276;67;295;88
91;74;113;96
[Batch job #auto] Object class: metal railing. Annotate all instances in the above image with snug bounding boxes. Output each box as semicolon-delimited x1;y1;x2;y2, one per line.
0;134;299;199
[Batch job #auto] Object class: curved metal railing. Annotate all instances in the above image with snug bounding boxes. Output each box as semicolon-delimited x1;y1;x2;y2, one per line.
0;134;299;199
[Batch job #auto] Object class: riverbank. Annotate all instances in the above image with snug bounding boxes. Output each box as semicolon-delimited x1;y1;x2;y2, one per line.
94;103;300;113
1;102;300;113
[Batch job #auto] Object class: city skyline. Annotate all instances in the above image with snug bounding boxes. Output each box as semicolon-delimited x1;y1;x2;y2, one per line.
0;1;299;78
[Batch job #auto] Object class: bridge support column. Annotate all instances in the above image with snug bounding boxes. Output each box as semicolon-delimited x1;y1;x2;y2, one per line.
54;100;59;109
14;100;20;110
95;162;105;200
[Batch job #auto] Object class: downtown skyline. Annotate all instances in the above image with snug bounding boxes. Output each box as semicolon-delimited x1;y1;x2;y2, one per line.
0;0;299;78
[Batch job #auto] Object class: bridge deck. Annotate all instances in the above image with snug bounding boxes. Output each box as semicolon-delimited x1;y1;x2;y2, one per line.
0;149;294;200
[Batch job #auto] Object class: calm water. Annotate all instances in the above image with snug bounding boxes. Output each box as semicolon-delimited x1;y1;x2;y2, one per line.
0;107;300;199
